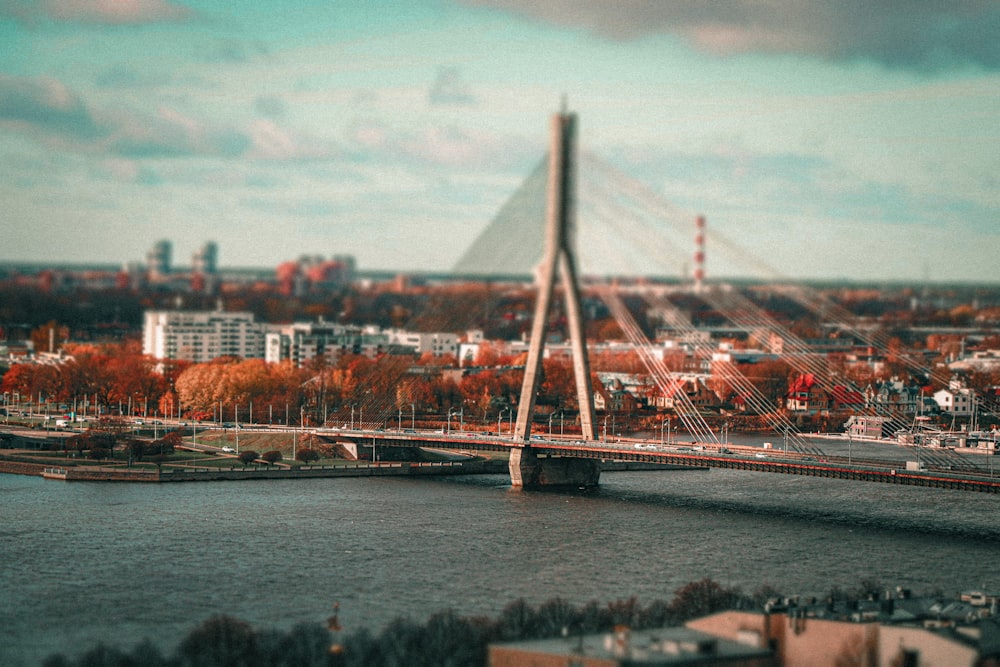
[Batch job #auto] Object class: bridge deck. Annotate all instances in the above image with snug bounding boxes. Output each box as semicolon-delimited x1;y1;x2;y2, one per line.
325;429;1000;494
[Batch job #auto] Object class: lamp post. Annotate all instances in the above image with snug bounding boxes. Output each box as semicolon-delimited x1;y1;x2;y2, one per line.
548;412;555;436
411;403;415;430
498;408;509;438
447;408;458;435
603;414;610;442
661;418;670;447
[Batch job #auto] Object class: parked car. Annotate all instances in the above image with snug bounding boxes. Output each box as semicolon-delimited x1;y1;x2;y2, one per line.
221;446;235;453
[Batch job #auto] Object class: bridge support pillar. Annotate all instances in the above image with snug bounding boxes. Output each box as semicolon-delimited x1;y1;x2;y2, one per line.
509;447;600;489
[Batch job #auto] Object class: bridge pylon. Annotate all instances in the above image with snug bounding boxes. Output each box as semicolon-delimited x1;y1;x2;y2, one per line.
509;107;599;488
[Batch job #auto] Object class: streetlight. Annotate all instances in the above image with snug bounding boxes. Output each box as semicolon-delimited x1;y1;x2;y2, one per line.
411;403;415;430
603;414;610;442
498;407;509;437
548;412;555;436
661;418;671;446
447;408;458;435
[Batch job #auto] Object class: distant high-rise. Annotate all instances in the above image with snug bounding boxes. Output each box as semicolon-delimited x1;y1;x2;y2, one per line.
146;239;172;281
192;241;218;275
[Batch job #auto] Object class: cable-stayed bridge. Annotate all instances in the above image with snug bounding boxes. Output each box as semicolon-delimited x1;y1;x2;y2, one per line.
357;108;998;491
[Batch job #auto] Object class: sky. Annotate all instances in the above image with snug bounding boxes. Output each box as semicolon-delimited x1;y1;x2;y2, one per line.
1;0;998;283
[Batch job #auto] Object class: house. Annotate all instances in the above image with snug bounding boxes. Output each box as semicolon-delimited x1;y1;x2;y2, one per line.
651;376;721;413
785;374;827;414
933;380;976;416
594;378;639;413
844;415;892;439
829;385;865;411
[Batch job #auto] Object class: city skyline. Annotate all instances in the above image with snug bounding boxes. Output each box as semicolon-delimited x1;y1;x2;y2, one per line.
1;1;998;283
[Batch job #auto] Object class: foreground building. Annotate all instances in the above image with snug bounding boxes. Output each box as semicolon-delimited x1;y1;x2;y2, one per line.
489;601;999;666
489;624;776;667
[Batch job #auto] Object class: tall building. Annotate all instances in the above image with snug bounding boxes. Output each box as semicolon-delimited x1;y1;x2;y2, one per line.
190;241;219;294
145;240;172;282
143;309;262;362
191;241;218;275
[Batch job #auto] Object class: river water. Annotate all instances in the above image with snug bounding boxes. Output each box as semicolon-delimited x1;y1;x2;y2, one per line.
2;456;999;666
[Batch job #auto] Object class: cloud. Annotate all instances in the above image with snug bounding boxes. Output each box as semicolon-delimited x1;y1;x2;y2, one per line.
429;66;476;105
0;74;339;161
254;96;286;120
463;0;1000;70
1;0;193;25
246;119;340;161
200;39;270;63
345;118;536;170
104;106;250;158
0;74;104;138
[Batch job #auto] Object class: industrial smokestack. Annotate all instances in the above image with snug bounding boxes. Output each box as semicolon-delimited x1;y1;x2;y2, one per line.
693;215;705;293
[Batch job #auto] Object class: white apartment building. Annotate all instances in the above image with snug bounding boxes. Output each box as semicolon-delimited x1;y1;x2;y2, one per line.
264;322;390;366
143;310;263;362
384;330;459;358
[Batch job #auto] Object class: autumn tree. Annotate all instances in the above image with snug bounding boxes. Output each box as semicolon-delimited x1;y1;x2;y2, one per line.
29;320;69;355
126;438;146;464
458;370;504;420
261;450;283;464
539;359;577;410
104;341;167;416
238;450;260;466
666;578;743;623
0;363;46;402
295;449;320;465
59;344;116;410
743;359;793;410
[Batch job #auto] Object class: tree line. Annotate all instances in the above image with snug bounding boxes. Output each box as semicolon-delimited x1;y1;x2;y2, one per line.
4;338;738;430
39;578;794;667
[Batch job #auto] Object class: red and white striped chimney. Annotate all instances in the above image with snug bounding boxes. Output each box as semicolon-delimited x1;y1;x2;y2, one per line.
693;215;705;292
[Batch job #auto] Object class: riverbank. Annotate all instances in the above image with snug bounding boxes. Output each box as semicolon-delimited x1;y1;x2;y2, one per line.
0;456;701;482
0;456;509;481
